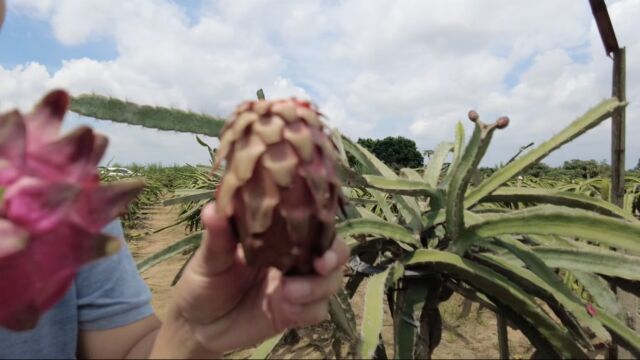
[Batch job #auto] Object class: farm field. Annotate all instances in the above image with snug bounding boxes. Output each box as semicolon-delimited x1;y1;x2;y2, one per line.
127;198;535;359
119;160;640;359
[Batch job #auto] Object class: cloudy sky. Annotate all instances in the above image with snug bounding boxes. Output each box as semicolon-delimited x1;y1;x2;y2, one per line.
1;0;639;168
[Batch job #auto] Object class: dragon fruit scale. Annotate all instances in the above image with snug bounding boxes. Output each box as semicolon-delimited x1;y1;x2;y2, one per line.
0;90;144;330
214;98;343;275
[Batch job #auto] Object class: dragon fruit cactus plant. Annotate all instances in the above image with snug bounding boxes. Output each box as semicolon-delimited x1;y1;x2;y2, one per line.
214;98;343;274
0;90;144;330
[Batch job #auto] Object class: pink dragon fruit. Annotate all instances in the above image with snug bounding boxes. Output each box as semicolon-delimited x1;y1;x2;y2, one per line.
0;90;144;330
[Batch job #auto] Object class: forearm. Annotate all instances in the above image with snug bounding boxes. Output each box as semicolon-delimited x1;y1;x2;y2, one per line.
125;327;160;359
78;315;162;359
148;308;223;359
79;311;222;359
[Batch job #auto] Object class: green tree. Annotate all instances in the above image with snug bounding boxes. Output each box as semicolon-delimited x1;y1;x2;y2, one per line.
522;162;553;178
561;159;610;179
356;136;424;170
357;138;377;151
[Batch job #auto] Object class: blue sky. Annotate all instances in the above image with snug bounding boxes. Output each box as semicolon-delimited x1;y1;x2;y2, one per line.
0;11;116;70
1;0;639;168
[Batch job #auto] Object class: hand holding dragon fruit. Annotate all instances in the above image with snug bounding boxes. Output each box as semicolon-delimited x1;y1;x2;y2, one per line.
0;90;145;330
214;98;343;275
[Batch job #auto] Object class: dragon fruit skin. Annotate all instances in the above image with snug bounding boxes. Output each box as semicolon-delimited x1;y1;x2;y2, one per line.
0;220;27;258
214;98;342;275
0;90;144;330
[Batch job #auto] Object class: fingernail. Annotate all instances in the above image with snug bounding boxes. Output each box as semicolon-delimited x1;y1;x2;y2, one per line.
285;281;311;300
324;250;338;270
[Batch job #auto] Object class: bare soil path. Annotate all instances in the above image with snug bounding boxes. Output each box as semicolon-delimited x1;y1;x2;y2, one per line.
127;203;534;359
128;204;190;318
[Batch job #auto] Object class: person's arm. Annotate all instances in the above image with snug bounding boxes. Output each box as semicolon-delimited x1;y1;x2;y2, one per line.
77;204;348;359
78;315;161;359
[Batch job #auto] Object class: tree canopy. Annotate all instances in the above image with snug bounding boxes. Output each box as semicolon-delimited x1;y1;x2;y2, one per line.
355;136;424;170
560;159;610;179
492;159;612;180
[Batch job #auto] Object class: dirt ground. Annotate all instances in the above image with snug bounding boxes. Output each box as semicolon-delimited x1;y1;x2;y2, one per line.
128;205;189;318
128;204;534;359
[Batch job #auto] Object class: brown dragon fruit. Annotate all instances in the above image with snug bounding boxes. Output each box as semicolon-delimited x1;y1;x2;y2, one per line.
214;98;342;275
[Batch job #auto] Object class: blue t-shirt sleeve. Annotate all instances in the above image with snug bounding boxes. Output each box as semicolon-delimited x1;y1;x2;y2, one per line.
75;220;154;331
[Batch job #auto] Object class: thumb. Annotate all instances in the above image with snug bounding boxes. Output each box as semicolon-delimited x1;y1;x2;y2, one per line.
197;202;239;275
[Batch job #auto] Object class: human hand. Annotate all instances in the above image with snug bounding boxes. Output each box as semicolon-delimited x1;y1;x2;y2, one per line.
151;202;349;358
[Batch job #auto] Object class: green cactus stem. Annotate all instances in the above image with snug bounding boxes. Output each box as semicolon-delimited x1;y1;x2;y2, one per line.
70;94;226;137
446;111;509;247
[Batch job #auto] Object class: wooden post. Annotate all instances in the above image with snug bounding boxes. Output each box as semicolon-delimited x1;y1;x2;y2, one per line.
497;314;510;359
611;47;637;359
611;47;626;208
588;2;637;358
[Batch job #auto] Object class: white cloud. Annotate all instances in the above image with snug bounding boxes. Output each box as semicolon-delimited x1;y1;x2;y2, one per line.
10;0;55;18
0;62;50;110
1;0;640;167
263;77;310;101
